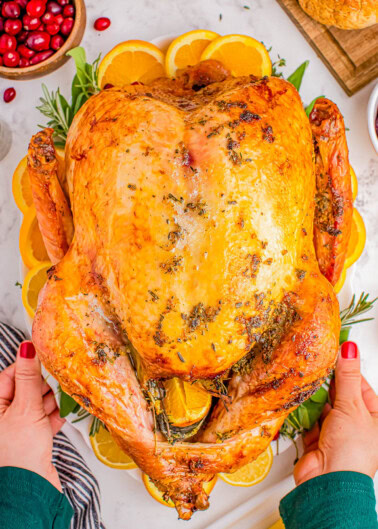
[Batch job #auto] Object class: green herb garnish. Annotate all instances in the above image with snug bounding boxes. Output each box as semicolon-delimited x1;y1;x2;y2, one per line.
37;47;100;146
305;95;325;117
59;388;80;418
286;60;309;91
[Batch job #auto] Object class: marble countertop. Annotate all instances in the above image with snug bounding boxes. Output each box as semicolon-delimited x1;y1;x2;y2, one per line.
0;1;377;527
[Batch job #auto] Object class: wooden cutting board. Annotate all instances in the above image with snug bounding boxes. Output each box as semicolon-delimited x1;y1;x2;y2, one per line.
276;0;378;96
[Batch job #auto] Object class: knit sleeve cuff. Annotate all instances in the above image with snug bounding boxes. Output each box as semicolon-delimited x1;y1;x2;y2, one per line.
0;466;73;529
279;471;377;529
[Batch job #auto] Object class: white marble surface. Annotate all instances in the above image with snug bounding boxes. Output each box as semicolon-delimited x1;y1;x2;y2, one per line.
0;1;377;528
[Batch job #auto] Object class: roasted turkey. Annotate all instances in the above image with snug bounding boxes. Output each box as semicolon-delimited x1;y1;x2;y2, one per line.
28;60;352;519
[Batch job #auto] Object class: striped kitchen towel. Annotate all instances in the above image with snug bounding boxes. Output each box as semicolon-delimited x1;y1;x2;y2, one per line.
0;322;106;529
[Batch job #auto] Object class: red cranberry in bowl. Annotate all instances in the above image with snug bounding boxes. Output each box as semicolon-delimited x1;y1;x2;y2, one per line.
50;33;63;49
3;87;16;102
18;43;35;57
15;0;28;8
0;17;4;32
0;33;17;53
46;21;59;34
17;29;28;42
2;2;21;18
0;56;2;66
26;0;46;17
94;17;110;31
19;56;30;66
54;13;63;25
60;15;73;35
26;30;50;50
29;48;53;64
4;17;22;34
46;1;62;15
3;50;20;67
23;14;40;30
41;11;55;24
57;0;69;5
62;4;74;17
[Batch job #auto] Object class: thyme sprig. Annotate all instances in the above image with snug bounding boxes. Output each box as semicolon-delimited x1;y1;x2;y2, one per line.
340;292;377;328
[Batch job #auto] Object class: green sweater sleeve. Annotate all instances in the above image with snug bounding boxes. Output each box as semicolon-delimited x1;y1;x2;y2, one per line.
0;467;74;529
279;471;378;529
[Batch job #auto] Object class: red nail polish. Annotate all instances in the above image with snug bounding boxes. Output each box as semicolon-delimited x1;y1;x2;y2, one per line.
20;341;36;359
341;341;358;359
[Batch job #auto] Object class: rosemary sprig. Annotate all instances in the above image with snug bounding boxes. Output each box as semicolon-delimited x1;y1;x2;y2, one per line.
89;416;105;437
36;47;100;145
340;292;377;328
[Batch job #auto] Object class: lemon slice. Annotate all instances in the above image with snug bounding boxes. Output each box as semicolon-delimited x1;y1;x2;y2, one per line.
163;378;212;428
350;166;358;201
200;34;272;77
22;261;51;319
90;423;138;469
19;206;49;269
165;29;219;78
98;40;165;89
142;473;217;508
218;445;273;487
345;208;366;269
13;148;65;215
334;266;346;294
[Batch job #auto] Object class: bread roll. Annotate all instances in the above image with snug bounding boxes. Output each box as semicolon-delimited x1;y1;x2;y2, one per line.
299;0;377;29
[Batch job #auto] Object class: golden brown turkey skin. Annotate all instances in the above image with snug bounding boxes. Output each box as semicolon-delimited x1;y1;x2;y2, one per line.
30;65;347;519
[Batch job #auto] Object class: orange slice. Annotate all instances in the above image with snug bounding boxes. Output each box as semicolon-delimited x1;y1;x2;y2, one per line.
200;34;272;77
345;208;366;269
90;423;138;469
334;266;346;294
13;148;65;214
350;166;358;201
142;474;217;508
218;445;273;487
98;40;165;89
165;29;219;78
22;261;51;319
162;378;212;428
19;206;49;269
268;521;285;529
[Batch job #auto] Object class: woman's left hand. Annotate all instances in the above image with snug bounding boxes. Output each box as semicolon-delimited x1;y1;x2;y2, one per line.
0;341;65;491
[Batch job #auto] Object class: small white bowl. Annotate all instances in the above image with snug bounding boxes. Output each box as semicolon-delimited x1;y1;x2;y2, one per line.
367;83;378;154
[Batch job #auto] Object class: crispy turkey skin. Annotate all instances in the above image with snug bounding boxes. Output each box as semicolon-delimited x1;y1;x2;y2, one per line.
28;61;351;519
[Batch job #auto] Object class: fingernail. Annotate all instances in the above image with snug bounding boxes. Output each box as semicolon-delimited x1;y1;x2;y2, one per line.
20;341;36;359
341;341;358;359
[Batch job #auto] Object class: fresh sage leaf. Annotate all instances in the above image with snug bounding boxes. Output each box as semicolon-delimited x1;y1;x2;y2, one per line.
310;386;328;404
287;60;309;91
59;389;80;418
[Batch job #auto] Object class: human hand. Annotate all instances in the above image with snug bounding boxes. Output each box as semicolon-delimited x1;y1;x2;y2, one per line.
0;341;65;491
294;341;378;486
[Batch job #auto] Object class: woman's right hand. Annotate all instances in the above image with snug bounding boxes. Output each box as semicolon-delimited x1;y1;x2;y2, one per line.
294;341;378;486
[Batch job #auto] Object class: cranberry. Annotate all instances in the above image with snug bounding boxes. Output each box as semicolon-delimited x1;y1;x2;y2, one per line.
46;1;61;15
54;12;63;25
103;83;114;89
18;43;35;57
3;87;16;102
23;14;40;30
94;17;110;31
0;56;2;66
46;21;59;34
62;3;73;16
26;30;50;50
60;15;72;35
18;29;28;42
15;0;28;8
5;18;22;34
41;11;54;23
0;17;4;32
0;33;17;53
57;0;69;5
3;50;20;66
50;33;63;49
36;22;45;30
26;0;46;17
2;2;21;18
29;48;53;64
19;56;30;66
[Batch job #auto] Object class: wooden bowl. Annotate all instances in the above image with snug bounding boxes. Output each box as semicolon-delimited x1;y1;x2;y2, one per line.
0;0;86;80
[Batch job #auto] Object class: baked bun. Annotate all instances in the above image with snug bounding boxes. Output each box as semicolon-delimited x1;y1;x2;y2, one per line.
299;0;377;29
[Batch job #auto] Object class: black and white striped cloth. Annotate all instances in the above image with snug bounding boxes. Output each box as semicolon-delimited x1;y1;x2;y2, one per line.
0;322;106;529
